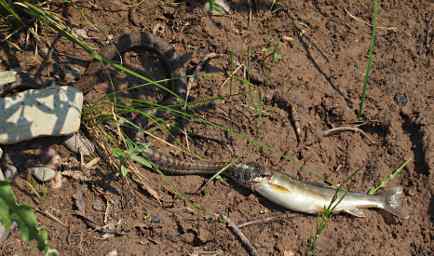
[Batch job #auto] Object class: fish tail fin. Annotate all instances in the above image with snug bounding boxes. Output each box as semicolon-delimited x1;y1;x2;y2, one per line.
378;186;408;219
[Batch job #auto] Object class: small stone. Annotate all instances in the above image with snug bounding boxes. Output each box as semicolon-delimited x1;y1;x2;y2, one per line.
63;65;82;83
30;166;57;182
150;214;161;224
0;86;83;144
394;94;408;106
283;250;296;256
4;164;17;179
204;0;231;15
63;133;95;156
105;250;118;256
197;227;212;243
0;71;17;86
92;198;105;211
50;173;63;189
73;28;90;39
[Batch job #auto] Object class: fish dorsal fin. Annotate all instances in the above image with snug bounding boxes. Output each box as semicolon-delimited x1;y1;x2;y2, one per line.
275;172;332;188
344;208;368;218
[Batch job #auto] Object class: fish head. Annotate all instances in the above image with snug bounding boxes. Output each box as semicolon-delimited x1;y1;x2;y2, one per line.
229;163;272;189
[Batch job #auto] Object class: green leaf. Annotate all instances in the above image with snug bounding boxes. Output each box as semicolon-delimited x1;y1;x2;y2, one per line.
129;153;153;169
112;148;126;159
0;181;17;205
13;205;38;241
0;182;56;253
120;165;129;177
0;198;12;230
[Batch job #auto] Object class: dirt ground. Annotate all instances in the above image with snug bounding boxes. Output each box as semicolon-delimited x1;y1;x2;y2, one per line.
1;0;433;255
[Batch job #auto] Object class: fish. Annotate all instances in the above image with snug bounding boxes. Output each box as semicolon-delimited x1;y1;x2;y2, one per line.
250;172;406;218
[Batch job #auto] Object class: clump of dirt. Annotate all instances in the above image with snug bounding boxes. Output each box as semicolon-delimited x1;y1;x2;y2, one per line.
0;1;433;255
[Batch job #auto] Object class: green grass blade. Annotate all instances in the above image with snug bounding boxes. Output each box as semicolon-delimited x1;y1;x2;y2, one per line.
358;0;379;120
368;159;410;195
0;0;23;25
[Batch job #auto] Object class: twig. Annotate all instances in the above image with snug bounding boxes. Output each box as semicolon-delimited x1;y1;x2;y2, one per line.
288;103;302;143
238;213;300;228
344;8;398;31
217;214;258;256
36;209;67;227
321;126;375;144
220;63;243;88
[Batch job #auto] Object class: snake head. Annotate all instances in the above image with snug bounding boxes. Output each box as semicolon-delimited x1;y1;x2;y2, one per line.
228;163;272;189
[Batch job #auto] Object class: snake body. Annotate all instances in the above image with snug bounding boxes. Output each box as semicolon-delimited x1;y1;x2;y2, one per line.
76;31;186;99
142;147;271;189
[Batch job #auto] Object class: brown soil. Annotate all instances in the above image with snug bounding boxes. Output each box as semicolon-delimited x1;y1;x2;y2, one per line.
1;1;433;255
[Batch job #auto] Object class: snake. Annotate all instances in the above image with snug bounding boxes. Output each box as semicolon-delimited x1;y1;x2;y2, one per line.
74;31;270;188
75;31;187;101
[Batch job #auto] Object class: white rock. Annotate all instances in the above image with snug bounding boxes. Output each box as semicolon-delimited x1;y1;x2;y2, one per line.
0;86;83;144
30;166;57;182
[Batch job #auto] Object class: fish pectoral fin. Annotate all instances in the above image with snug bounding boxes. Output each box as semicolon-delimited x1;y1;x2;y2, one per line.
344;208;368;218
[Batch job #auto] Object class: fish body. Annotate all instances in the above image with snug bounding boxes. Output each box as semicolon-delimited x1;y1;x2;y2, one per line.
252;173;404;218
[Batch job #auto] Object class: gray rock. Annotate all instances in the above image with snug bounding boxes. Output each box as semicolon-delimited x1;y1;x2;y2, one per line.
63;133;95;156
30;166;57;182
3;164;17;179
0;86;83;144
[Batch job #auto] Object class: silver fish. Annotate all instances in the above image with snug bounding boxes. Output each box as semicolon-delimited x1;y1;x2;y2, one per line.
252;172;405;218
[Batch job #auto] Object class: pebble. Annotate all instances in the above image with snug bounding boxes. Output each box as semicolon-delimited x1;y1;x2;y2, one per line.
105;250;118;256
394;94;408;106
3;164;17;179
30;166;57;182
150;214;161;224
63;65;82;83
0;86;83;144
0;222;16;243
92;198;105;211
0;70;17;86
204;0;231;15
50;173;63;189
63;133;95;156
